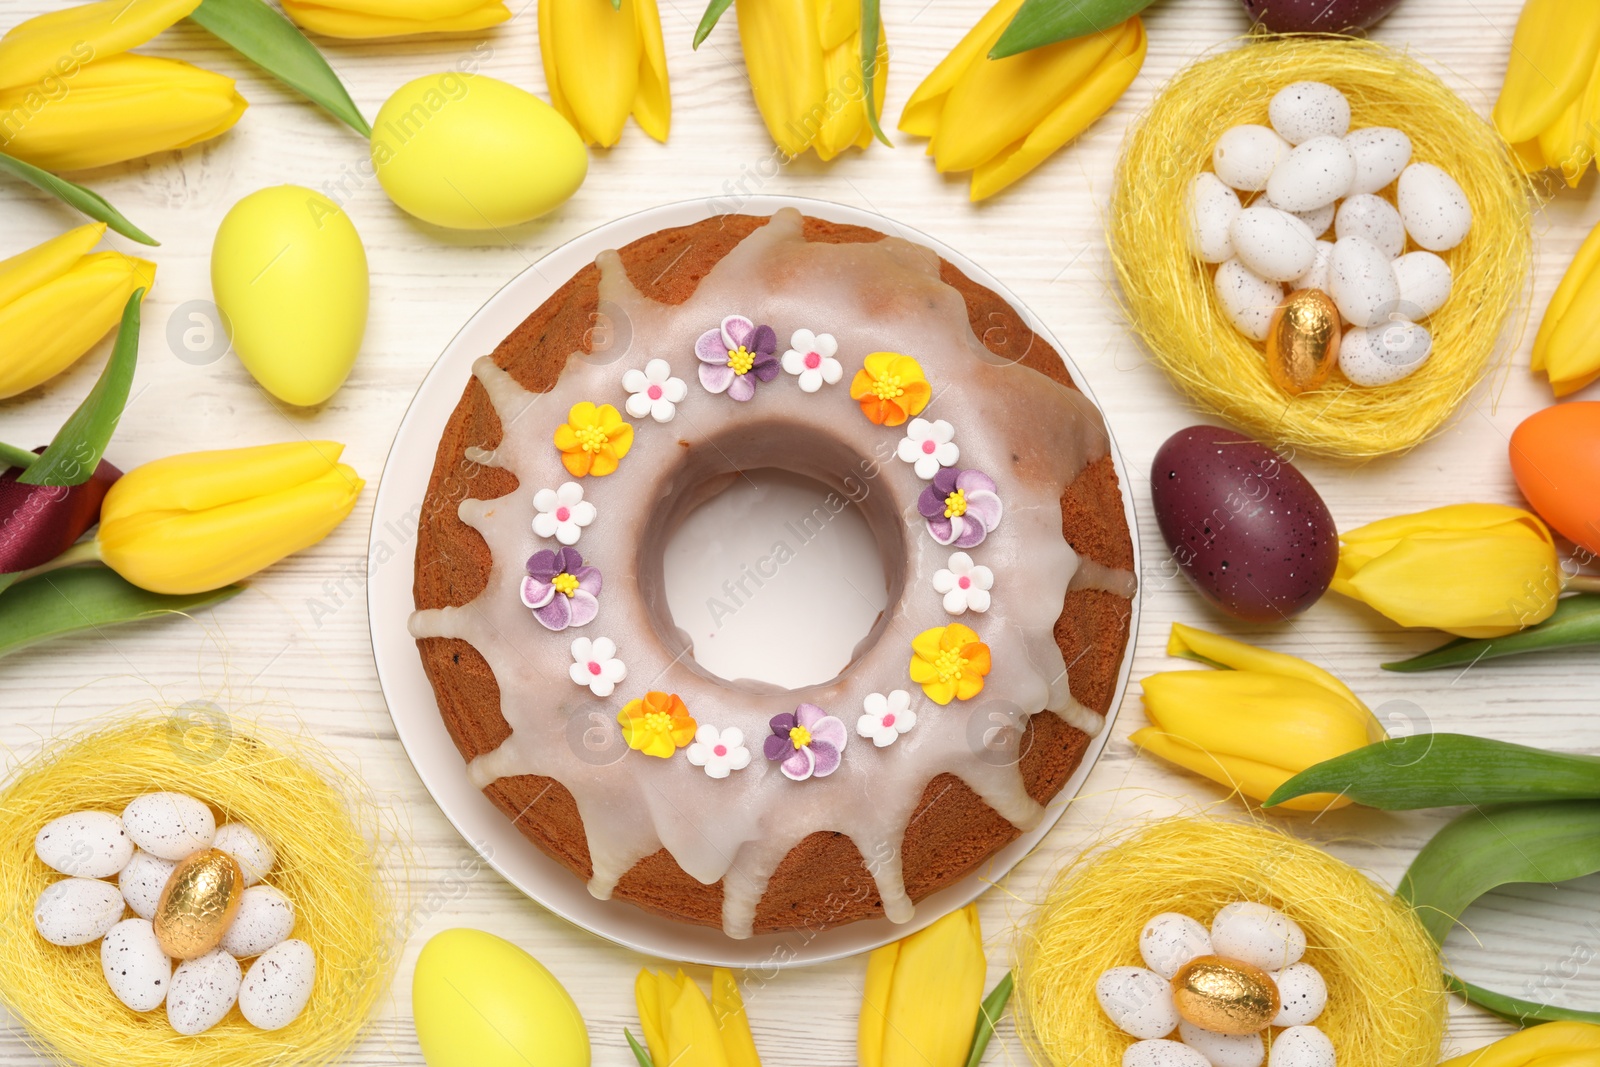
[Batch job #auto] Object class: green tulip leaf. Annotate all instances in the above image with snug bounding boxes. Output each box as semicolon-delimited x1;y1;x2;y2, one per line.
19;289;141;488
1445;976;1600;1027
191;0;372;138
1266;734;1600;810
692;0;734;48
623;1029;654;1067
0;565;241;657
1384;594;1600;671
991;0;1156;59
0;151;157;246
965;970;1014;1067
860;0;891;147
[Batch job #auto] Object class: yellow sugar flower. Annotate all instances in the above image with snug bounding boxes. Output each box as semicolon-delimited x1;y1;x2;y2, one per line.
618;691;696;758
849;352;931;427
909;623;991;705
553;401;634;477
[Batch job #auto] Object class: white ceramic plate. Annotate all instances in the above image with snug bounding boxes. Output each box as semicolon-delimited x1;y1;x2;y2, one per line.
368;195;1142;967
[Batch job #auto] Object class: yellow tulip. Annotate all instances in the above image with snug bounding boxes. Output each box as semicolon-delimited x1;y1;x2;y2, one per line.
281;0;510;38
97;442;364;595
635;967;761;1067
859;903;987;1067
1332;504;1563;638
1132;624;1386;812
900;2;1145;200
0;223;155;399
0;0;200;89
733;0;888;161
1532;215;1600;396
540;0;669;147
1494;0;1600;185
1439;1022;1600;1067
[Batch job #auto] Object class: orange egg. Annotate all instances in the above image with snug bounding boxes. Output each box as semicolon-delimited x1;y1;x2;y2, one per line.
1510;402;1600;556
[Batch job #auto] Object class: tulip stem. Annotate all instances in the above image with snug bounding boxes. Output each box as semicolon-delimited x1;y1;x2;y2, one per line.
0;540;103;597
0;442;37;470
1568;574;1600;595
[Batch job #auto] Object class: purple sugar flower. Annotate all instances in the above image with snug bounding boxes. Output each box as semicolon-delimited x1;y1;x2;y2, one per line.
918;468;1003;549
696;315;780;402
763;703;848;782
521;546;602;631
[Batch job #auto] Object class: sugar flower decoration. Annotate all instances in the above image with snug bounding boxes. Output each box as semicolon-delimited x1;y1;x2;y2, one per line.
568;636;626;697
696;315;780;401
686;724;752;779
780;329;844;393
909;623;991;705
623;358;688;423
554;401;634;477
763;703;848;781
850;351;931;426
896;417;960;479
918;468;1003;548
857;689;917;748
618;691;696;758
933;552;993;615
521;547;602;631
532;481;596;545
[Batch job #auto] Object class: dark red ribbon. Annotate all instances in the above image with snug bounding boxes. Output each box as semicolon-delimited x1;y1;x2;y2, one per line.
0;451;122;574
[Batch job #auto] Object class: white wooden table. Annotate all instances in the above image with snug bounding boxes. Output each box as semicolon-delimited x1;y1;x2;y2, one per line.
3;0;1597;1062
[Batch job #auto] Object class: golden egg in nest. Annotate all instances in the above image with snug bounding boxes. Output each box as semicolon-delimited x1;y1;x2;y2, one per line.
1266;289;1341;397
154;848;243;960
1171;954;1281;1035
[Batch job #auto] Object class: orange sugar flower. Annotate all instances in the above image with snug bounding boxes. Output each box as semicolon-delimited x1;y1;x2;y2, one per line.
554;401;634;477
908;623;991;705
618;691;696;758
850;352;931;427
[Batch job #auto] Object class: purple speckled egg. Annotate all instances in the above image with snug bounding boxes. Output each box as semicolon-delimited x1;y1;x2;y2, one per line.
1238;0;1403;33
1150;426;1337;622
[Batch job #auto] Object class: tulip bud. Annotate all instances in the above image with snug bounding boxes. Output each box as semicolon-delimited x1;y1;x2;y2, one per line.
0;0;200;89
859;903;986;1067
635;967;761;1067
1532;216;1600;396
1331;504;1562;638
280;0;511;38
1132;624;1385;812
1493;0;1600;185
0;223;155;399
97;441;363;595
539;0;670;147
900;1;1145;200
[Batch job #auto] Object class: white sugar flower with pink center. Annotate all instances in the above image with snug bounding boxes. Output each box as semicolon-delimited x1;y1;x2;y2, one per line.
623;358;688;423
533;481;597;546
932;552;993;615
568;636;626;697
856;689;916;748
780;329;844;393
686;724;752;779
896;418;960;479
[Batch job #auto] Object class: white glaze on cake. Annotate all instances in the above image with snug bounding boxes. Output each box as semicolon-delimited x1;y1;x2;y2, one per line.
410;209;1134;937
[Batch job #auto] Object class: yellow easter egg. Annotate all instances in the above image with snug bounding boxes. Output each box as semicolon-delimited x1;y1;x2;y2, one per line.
371;73;587;229
413;929;589;1067
153;849;243;960
211;185;369;407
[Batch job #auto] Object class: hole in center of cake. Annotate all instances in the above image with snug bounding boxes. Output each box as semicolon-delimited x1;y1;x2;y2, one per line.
659;468;890;690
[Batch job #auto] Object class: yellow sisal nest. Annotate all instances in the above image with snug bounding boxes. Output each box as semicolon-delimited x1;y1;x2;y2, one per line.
1108;36;1532;459
0;713;400;1067
1015;817;1447;1067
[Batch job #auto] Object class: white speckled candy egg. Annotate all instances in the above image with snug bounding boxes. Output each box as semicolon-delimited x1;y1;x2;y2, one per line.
221;885;295;958
1340;320;1433;386
1344;126;1412;194
1292;240;1335;293
1266;137;1355;212
239;938;315;1031
1214;259;1286;342
1397;162;1472;251
1096;966;1180;1039
1190;173;1242;263
1289;202;1335;238
1269;82;1351;144
101;918;172;1012
1268;1025;1337;1067
212;824;275;887
35;811;133;878
1179;1020;1265;1067
1140;913;1213;979
1213;125;1291;192
34;877;124;946
119;850;176;921
122;793;215;862
1231;206;1318;283
1392;250;1452;319
1328;236;1401;328
167;948;241;1036
1271;962;1329;1026
1125;1039;1212;1067
1210;902;1307;972
1335;194;1406;259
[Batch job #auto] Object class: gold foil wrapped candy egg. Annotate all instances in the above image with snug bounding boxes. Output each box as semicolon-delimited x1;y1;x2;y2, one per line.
154;848;244;959
1171;954;1281;1035
1267;289;1341;396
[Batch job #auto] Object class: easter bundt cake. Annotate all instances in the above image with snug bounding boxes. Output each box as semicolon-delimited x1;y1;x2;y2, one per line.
410;208;1135;937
